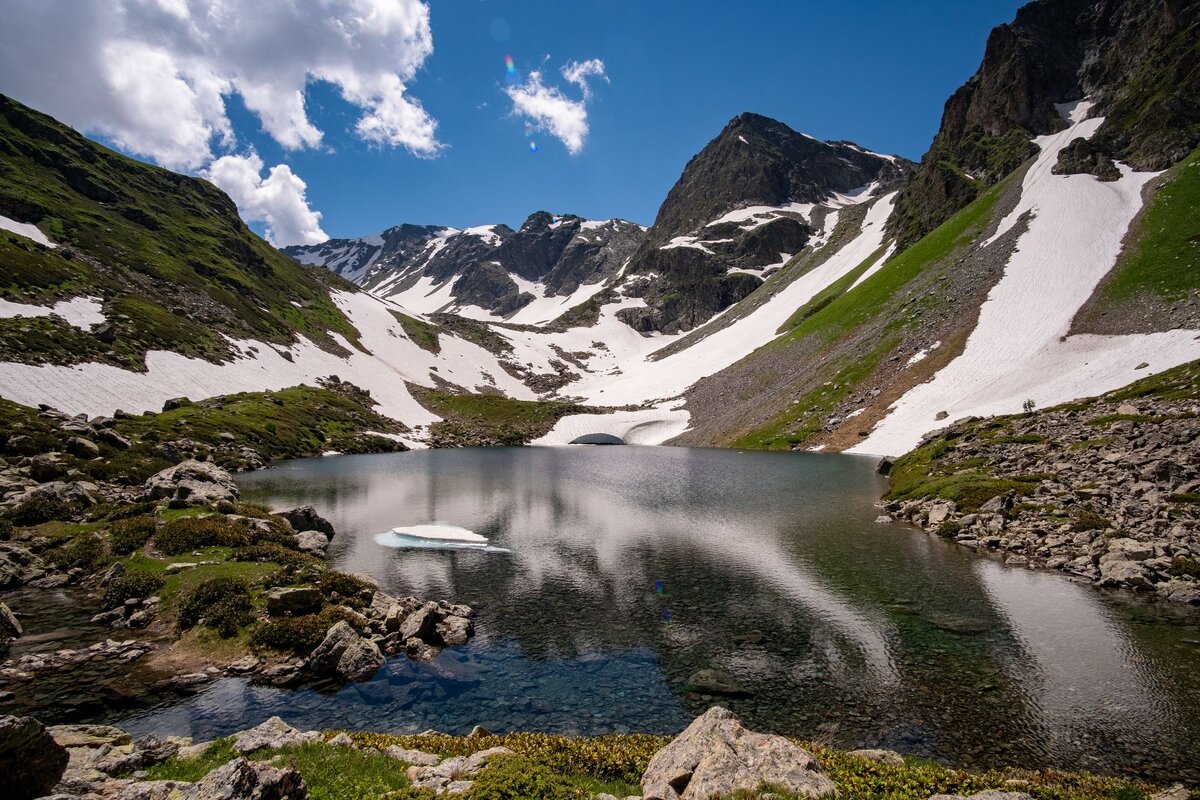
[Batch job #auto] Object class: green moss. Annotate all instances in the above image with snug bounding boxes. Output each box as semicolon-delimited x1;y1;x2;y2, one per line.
1169;555;1200;578
156;515;254;555
466;756;578;800
44;532;107;571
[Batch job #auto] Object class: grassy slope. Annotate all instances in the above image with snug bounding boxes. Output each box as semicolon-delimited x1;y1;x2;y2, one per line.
724;174;1007;450
142;732;1165;800
1096;146;1200;303
408;384;597;447
886;359;1200;511
0;94;359;369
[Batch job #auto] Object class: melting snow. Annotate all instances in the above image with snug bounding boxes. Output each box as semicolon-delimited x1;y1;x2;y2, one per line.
850;105;1200;456
0;214;57;248
0;296;106;329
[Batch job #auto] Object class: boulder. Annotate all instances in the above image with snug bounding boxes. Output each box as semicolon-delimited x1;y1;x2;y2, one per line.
306;621;358;675
178;757;307;800
266;587;323;617
407;746;515;793
384;745;441;766
143;460;239;506
686;669;751;697
0;715;70;800
66;436;101;459
436;614;474;646
338;636;385;682
162;397;193;412
0;542;46;588
0;601;22;639
641;707;835;800
327;732;354;747
29;454;66;483
398;601;443;643
926;502;956;526
279;506;336;538
96;428;132;450
231;716;317;754
27;480;96;508
48;723;131;748
295;530;330;557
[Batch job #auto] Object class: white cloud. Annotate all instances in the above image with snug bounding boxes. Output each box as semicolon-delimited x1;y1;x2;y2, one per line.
561;59;607;99
203;152;328;246
0;0;441;170
505;58;606;155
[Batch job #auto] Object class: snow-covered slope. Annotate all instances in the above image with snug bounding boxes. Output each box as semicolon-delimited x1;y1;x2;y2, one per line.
848;103;1200;456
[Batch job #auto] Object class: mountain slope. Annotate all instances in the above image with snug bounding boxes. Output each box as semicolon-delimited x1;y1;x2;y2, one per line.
285;212;645;325
887;0;1200;248
617;113;912;333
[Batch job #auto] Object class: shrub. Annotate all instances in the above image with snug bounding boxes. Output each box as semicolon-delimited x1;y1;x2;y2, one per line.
466;757;577;800
156;515;251;554
1071;507;1110;532
204;596;254;638
103;571;165;608
177;576;252;633
232;543;319;570
109;515;157;555
45;533;107;571
938;521;962;537
7;494;83;526
1169;555;1200;578
249;607;355;654
318;571;374;608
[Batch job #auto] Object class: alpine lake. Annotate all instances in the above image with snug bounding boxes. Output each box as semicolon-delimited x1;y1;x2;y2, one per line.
98;446;1200;782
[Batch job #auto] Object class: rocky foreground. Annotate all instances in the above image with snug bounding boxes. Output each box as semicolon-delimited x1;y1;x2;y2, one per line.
879;363;1200;605
3;708;1191;800
0;398;474;719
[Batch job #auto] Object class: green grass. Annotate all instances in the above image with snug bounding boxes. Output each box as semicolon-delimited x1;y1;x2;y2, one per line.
0;94;361;367
777;244;889;333
143;734;1162;800
409;385;598;446
1098;147;1200;302
391;310;441;353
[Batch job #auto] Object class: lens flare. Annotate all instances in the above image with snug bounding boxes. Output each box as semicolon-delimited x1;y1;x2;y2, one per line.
505;55;515;75
529;139;537;153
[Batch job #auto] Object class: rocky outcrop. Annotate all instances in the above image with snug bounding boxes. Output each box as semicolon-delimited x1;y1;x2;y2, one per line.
888;0;1200;246
0;714;69;800
231;716;320;754
278;506;335;539
305;621;385;682
142;460;239;507
178;757;307;800
884;390;1200;603
622;113;911;333
641;706;836;800
406;746;515;795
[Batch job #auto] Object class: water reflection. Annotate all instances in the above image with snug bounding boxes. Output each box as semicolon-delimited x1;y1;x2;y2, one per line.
115;447;1198;781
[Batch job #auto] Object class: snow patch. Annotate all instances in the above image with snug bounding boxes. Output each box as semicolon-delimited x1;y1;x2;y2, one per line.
532;406;691;446
0;215;56;248
0;296;106;330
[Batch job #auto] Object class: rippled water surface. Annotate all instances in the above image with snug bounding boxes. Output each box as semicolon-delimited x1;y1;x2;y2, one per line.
117;447;1200;781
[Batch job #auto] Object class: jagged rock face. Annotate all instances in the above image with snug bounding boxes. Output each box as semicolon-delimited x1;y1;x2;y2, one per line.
621;113;910;333
286;212;643;319
889;0;1200;246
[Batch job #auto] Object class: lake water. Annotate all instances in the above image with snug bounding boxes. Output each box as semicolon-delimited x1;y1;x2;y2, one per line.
117;447;1200;782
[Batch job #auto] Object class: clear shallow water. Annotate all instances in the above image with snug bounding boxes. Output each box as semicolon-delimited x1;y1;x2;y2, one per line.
116;447;1200;781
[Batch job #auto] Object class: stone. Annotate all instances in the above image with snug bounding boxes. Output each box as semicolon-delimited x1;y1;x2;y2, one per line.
384;745;441;766
177;757;307;800
407;746;515;793
27;480;96;508
96;428;132;449
398;601;443;643
926;502;956;526
29;454;66;483
66;436;101;459
231;716;317;754
143;459;239;506
266;587;323;617
436;614;474;646
467;725;492;738
338;637;385;682
875;515;893;524
641;707;835;800
295;530;330;557
306;621;358;675
1150;784;1192;800
1116;403;1139;416
849;748;906;767
686;669;751;697
113;779;193;799
327;732;354;747
162;397;193;412
0;542;44;589
0;601;22;638
48;723;132;748
279;506;336;538
0;715;70;800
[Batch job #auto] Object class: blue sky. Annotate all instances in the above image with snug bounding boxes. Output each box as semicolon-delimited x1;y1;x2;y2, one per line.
2;0;1027;243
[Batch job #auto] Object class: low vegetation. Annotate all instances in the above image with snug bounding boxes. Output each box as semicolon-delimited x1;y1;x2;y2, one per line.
409;384;598;447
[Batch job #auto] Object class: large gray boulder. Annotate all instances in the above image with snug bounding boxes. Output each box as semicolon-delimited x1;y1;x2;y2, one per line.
178;757;307;799
266;587;322;617
0;543;44;589
641;706;836;800
0;715;70;800
143;460;239;507
294;530;330;557
305;621;385;682
231;716;317;754
0;601;22;640
279;506;336;538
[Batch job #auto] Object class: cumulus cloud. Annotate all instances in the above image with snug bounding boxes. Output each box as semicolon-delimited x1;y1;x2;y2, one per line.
203;152;328;246
505;58;606;155
0;0;441;170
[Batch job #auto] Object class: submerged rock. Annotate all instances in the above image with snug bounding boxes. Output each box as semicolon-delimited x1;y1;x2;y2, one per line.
686;669;751;697
642;706;834;800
